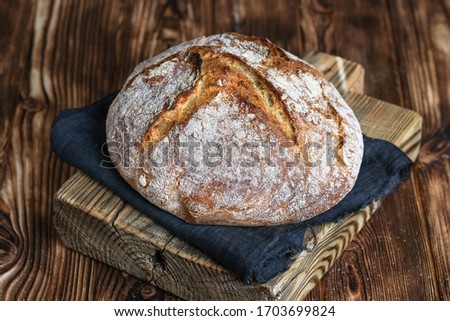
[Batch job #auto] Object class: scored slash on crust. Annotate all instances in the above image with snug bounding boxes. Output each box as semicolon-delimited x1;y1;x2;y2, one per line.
140;47;303;151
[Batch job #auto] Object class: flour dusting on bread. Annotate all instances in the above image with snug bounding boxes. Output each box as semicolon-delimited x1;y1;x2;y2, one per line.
106;33;363;226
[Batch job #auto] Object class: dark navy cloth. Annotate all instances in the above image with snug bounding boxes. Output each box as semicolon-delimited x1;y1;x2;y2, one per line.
50;93;413;284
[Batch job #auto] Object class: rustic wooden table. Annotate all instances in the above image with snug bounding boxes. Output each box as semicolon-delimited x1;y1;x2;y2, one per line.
0;0;448;300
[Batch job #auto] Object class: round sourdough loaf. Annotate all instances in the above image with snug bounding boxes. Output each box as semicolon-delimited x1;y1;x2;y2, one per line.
106;33;363;226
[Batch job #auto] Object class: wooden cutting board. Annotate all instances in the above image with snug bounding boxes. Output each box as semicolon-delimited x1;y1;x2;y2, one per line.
52;52;422;301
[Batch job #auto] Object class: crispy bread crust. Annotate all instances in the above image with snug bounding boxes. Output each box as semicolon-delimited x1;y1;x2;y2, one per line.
106;33;363;226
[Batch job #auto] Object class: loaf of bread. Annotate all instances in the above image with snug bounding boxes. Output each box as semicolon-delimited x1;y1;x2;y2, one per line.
106;33;363;226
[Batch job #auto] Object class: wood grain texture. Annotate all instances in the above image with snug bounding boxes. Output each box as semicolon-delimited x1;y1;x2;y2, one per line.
393;0;450;300
0;0;448;301
301;0;450;301
0;0;180;300
52;53;422;300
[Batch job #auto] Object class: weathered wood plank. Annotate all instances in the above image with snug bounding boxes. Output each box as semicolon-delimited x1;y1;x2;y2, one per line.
0;0;37;300
304;0;445;301
332;0;405;105
388;0;450;300
0;0;181;301
52;52;422;300
212;0;302;54
302;52;365;95
0;1;34;184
